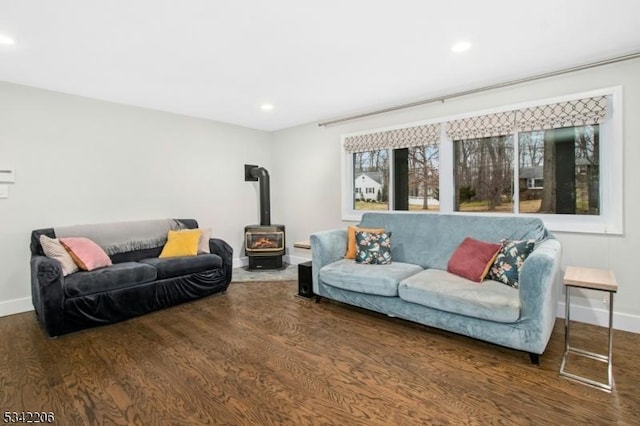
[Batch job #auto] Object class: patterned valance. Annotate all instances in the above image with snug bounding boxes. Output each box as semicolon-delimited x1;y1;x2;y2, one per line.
344;123;440;153
446;111;516;141
514;96;607;132
346;96;608;147
446;95;608;140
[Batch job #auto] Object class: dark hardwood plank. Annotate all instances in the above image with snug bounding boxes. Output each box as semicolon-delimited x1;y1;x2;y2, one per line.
1;281;638;425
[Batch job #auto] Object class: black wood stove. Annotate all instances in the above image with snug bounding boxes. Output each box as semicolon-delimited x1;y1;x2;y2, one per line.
244;165;285;270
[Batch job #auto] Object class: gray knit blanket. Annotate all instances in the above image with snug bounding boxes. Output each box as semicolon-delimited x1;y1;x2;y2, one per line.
54;219;185;255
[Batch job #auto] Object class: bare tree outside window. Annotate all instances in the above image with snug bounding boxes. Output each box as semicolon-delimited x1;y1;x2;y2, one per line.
518;131;545;213
407;145;440;211
454;136;514;212
519;125;599;215
353;150;389;211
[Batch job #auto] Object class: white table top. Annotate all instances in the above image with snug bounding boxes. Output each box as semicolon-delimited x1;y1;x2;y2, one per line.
564;266;618;292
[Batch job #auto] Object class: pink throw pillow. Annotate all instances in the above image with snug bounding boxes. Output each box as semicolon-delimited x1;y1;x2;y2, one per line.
60;237;112;271
447;237;502;283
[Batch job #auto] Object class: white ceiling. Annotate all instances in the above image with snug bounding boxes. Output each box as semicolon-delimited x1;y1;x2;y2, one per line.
1;1;639;131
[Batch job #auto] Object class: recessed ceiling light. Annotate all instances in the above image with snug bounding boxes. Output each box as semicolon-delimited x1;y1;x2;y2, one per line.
260;103;274;111
0;34;15;45
451;41;471;53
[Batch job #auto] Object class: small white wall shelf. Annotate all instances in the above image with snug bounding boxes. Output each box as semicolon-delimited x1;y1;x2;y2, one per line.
0;169;15;183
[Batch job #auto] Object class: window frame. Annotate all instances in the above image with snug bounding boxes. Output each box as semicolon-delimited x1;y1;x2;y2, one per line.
341;86;623;235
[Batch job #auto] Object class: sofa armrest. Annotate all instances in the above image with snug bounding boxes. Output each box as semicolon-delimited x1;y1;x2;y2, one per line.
310;229;348;294
30;255;66;337
517;238;563;352
208;238;233;285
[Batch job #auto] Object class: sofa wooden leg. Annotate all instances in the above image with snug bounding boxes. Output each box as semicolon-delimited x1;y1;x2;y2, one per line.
315;295;322;304
529;353;540;365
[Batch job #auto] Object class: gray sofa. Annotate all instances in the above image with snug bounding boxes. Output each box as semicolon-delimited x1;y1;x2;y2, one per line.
30;218;232;337
311;213;562;363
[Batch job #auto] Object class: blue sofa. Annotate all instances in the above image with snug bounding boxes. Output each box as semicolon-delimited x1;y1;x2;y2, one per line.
311;213;562;363
30;218;232;337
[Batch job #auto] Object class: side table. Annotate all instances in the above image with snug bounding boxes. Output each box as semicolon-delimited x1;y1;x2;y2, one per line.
560;266;618;392
293;240;311;250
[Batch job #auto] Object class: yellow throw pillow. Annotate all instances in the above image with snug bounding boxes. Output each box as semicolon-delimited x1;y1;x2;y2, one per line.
344;225;386;259
159;229;202;258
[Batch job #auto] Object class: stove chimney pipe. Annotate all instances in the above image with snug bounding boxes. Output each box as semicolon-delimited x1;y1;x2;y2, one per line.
245;165;271;226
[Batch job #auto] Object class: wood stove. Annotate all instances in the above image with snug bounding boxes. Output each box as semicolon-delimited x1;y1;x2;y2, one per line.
244;165;285;270
244;224;285;269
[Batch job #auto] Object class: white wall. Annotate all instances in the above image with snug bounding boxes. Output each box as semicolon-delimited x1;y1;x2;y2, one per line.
271;58;640;333
0;81;272;315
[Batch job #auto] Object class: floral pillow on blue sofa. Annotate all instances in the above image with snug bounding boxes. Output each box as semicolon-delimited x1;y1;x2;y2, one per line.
488;239;536;288
355;230;392;265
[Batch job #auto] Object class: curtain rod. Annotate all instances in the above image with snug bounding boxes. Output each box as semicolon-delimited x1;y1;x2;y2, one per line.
318;51;640;127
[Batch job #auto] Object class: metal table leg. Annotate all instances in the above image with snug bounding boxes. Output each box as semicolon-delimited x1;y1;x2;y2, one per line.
559;286;614;392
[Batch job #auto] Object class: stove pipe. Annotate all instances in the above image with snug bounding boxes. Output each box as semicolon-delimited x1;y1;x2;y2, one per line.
245;165;271;226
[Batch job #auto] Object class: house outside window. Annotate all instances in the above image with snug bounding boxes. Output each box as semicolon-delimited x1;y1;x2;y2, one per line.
518;126;599;215
353;151;388;209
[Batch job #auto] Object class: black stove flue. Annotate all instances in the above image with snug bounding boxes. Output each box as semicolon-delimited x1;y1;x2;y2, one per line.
244;165;271;226
244;165;285;270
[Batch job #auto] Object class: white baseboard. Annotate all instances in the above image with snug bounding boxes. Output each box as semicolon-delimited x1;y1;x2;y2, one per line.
233;257;249;268
556;301;640;333
0;297;33;317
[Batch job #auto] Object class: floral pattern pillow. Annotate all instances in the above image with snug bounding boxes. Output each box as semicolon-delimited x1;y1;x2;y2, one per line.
355;231;392;265
488;239;536;288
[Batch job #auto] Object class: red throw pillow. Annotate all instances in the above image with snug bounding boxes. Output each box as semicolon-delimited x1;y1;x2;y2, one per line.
447;237;502;283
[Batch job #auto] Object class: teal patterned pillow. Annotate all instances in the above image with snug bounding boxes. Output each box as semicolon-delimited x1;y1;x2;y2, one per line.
488;239;536;288
355;230;392;265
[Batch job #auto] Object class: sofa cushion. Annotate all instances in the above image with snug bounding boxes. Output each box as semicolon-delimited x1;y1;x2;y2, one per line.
345;226;386;259
59;237;113;271
159;229;202;258
64;262;157;297
488;239;536;288
198;228;213;254
355;231;392;265
40;235;79;276
320;259;423;296
447;237;501;282
398;269;520;323
139;254;222;279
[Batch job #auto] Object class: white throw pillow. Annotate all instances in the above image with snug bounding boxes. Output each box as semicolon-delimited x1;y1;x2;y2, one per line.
39;234;79;276
197;228;212;254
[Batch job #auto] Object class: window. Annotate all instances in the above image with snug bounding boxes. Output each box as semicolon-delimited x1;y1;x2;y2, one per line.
451;125;600;215
407;145;440;211
349;145;441;212
454;136;513;213
353;150;389;210
344;123;441;214
342;87;622;234
518;126;599;215
351;146;440;212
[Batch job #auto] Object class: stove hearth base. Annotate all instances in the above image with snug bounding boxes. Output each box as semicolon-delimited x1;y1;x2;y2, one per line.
248;255;284;270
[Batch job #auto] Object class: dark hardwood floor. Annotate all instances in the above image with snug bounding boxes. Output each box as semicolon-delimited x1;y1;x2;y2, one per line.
1;280;638;425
